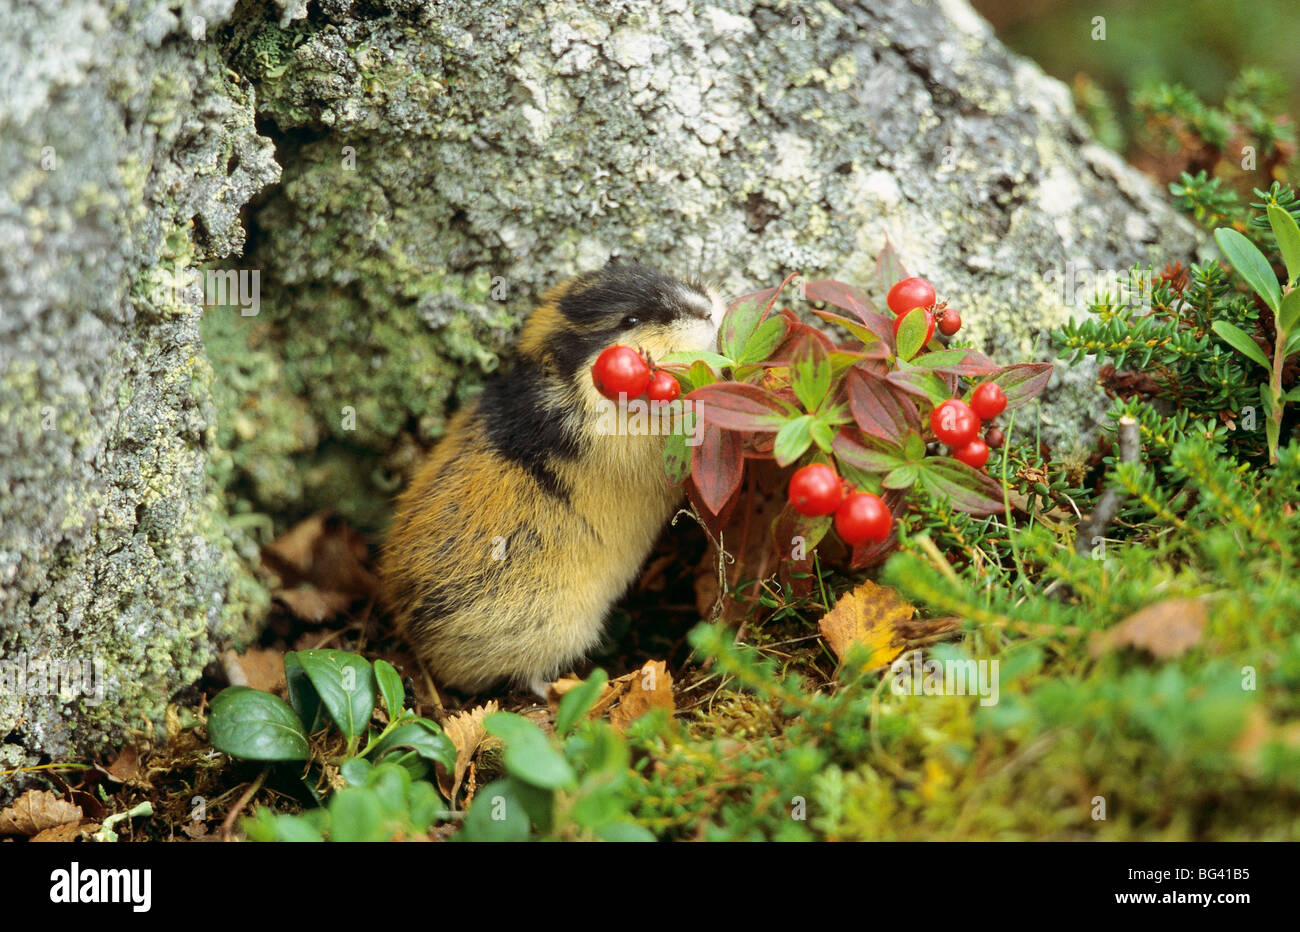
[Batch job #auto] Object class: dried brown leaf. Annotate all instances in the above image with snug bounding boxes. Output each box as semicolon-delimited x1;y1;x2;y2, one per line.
0;789;83;836
609;661;674;733
1091;597;1208;660
438;701;498;806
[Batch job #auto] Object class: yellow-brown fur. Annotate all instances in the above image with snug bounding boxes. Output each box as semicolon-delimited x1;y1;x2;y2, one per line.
380;266;722;694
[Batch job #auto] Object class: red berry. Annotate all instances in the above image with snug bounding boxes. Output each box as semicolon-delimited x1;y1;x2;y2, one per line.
886;277;936;316
646;370;681;402
971;382;1007;420
788;463;843;517
937;308;962;336
954;438;990;469
984;427;1005;449
591;345;651;400
834;492;892;546
930;399;980;447
893;307;935;348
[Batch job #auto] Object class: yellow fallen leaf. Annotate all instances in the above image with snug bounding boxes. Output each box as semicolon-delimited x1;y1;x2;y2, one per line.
818;580;916;670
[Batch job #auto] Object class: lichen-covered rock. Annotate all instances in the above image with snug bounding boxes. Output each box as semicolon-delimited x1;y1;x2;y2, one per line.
0;0;278;778
223;0;1201;530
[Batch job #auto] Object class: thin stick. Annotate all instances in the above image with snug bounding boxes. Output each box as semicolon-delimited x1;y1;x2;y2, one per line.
221;768;267;842
1075;415;1141;555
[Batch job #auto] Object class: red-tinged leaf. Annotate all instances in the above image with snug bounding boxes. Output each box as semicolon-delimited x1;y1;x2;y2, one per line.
979;363;1054;411
912;348;1000;377
768;313;838;364
885;367;952;406
849;488;907;569
791;336;832;412
808;306;892;345
719;293;764;360
686;382;791;432
804;281;895;339
691;422;745;515
844;366;920;443
832;428;907;473
916;457;1006;515
875;236;910;293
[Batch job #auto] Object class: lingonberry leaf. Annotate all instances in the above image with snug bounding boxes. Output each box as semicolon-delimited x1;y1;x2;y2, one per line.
719;294;765;359
915;457;1006;515
882;465;918;489
691;420;745;514
207;687;311;761
978;363;1054;411
687;382;791;432
844;366;920;444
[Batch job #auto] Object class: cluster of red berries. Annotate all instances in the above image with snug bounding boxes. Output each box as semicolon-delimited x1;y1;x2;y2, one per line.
886;276;961;342
591;345;681;402
930;383;1006;468
787;463;891;547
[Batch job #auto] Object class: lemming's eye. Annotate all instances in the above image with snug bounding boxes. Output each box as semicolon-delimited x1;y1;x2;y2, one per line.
620;315;640;328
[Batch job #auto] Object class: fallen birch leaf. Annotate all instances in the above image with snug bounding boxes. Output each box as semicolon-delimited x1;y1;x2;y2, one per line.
1091;597;1208;660
609;661;674;733
818;579;916;670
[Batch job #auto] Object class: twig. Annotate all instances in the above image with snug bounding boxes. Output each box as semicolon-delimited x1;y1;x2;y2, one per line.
1075;415;1141;555
221;768;267;842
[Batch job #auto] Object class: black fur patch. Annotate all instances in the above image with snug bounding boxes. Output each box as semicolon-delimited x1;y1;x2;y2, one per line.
477;360;579;502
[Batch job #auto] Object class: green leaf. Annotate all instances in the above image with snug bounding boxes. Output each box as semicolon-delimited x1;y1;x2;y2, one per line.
911;347;999;376
457;779;535;842
882;465;918;489
329;787;391;842
885;367;950;406
595;820;656;842
791;337;832;412
1282;386;1300;403
1211;320;1271;372
1279;288;1300;335
736;316;789;366
894;307;929;361
1286;330;1300;357
902;430;925;462
340;757;373;786
687;359;718;390
368;720;458;771
293;649;376;741
662;426;691;484
806;304;892;344
658;349;734;370
485;712;577;790
809;418;836;453
208;686;310;761
1215;226;1281;312
555;669;609;736
1268;205;1300;285
773;416;813;466
373;659;406;722
283;653;323;734
915;458;1006;515
718;295;764;359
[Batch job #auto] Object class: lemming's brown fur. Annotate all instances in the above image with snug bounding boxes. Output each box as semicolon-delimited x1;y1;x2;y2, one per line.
379;266;722;694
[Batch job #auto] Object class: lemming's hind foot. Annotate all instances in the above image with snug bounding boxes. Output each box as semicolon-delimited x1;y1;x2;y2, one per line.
527;674;551;699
